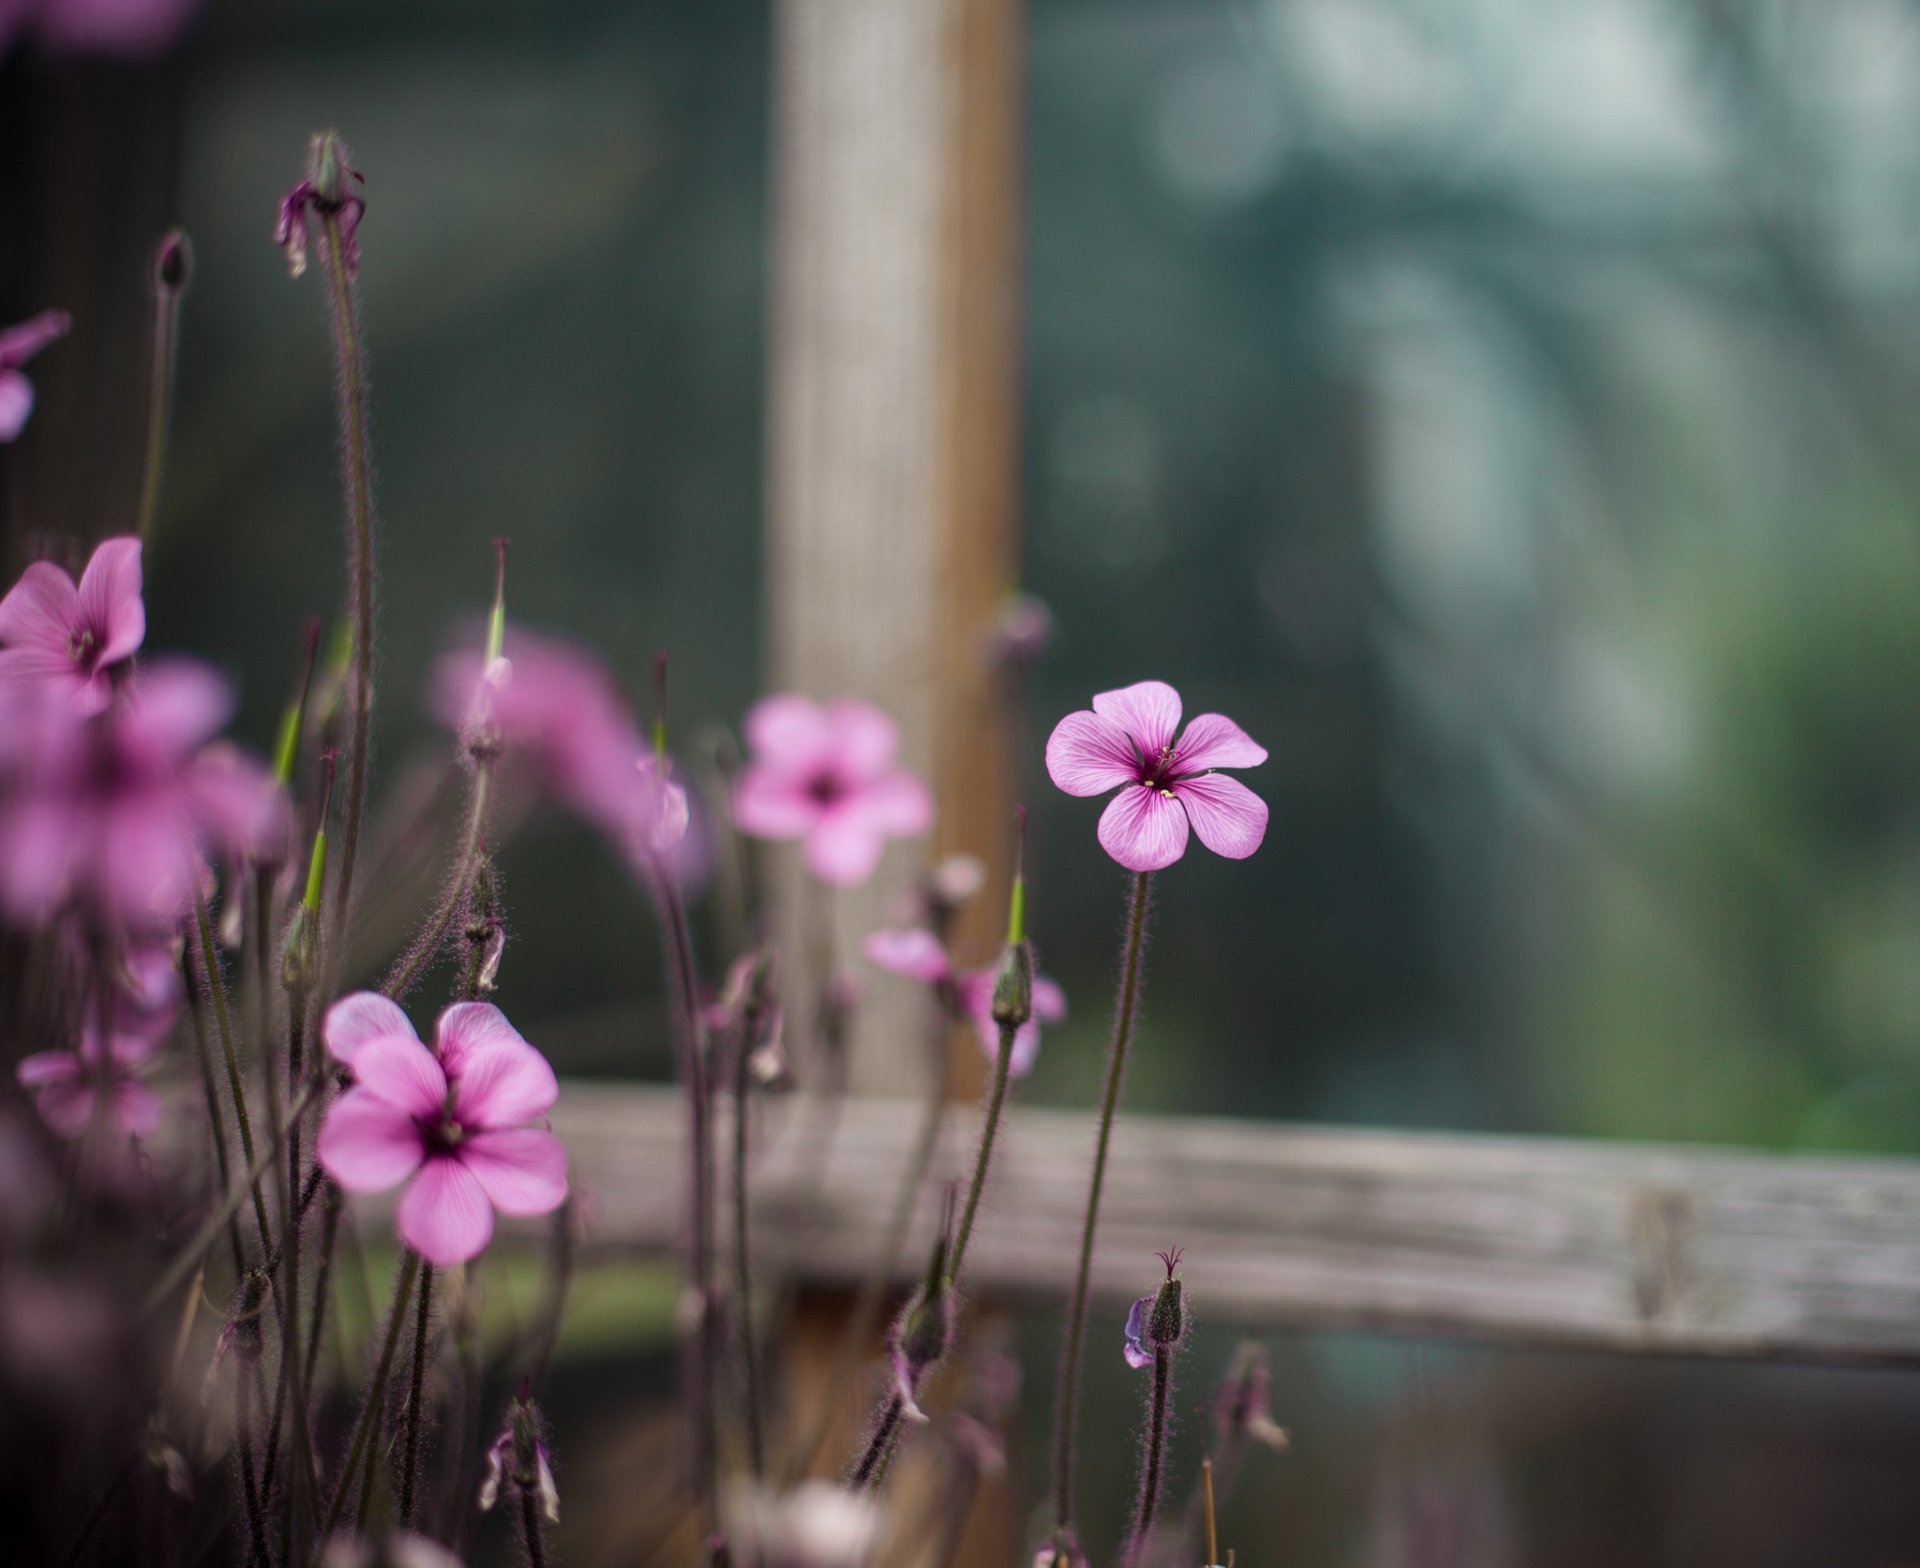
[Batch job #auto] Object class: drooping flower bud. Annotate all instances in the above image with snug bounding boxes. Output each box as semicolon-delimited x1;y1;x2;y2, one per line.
153;229;193;297
1123;1247;1187;1368
989;939;1034;1031
886;1191;957;1421
478;1380;559;1523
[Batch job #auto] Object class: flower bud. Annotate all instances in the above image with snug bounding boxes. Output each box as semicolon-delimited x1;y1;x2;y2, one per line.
1123;1247;1187;1368
886;1195;957;1419
153;229;193;296
309;130;356;207
989;938;1034;1030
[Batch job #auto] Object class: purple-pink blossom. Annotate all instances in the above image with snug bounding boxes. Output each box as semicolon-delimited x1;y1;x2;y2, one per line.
315;994;568;1267
0;661;284;931
733;696;933;887
0;536;142;716
0;310;69;441
1045;680;1268;872
864;927;1065;1077
2;0;203;58
17;1029;160;1140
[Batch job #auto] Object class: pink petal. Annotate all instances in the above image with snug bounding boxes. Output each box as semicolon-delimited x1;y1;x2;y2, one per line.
1091;681;1182;755
460;1129;569;1216
1097;783;1190;872
864;928;952;984
731;768;820;840
113;1081;162;1140
350;1034;450;1119
0;645;96;714
804;808;887;887
0;372;30;441
1045;710;1140;797
0;310;72;368
124;660;233;761
17;1051;82;1090
188;744;291;863
966;991;1041;1079
0;793;81;920
1174;772;1268;860
449;1036;559;1129
855;771;934;836
435;1000;532;1073
1173;712;1267;773
396;1156;496;1266
75;538;144;666
743;694;833;773
324;993;418;1066
34;1080;96;1136
317;1089;426;1193
0;560;80;654
1033;975;1067;1025
98;792;195;927
825;699;899;782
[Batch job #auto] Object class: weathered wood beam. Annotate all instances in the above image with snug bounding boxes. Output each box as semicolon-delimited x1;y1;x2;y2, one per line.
548;1082;1920;1366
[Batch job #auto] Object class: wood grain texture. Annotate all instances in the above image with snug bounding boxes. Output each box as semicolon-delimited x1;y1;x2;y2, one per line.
546;1082;1920;1366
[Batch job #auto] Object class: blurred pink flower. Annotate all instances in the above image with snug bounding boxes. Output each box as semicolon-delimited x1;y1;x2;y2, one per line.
864;927;1065;1077
4;0;203;57
0;661;279;931
733;696;933;886
16;1028;160;1140
0;309;69;440
0;535;143;714
1045;679;1268;872
316;995;568;1267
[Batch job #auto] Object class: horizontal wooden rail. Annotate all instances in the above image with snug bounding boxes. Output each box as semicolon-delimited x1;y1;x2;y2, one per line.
538;1082;1920;1367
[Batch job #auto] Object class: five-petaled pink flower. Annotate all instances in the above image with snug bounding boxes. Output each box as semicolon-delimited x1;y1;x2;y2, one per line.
0;536;142;716
17;1029;161;1141
1045;680;1267;872
733;696;933;886
0;660;284;931
316;994;568;1267
865;928;1066;1077
0;310;70;442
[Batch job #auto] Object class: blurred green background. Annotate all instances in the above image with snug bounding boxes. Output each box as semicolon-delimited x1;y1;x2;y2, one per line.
10;0;1920;1563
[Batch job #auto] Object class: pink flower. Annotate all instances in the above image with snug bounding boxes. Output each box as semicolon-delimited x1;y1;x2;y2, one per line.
4;0;203;58
0;310;70;441
17;1029;161;1140
1045;680;1268;872
0;536;143;714
315;994;568;1267
864;928;1065;1077
733;696;934;886
0;661;280;931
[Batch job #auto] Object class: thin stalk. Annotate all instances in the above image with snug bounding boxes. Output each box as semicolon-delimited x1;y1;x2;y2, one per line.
654;871;716;1523
1131;1345;1173;1560
381;766;493;1001
61;1453;137;1568
135;239;186;544
1050;870;1152;1531
521;1487;549;1568
302;1183;342;1396
947;1019;1017;1286
235;1361;270;1568
182;984;249;1284
316;202;377;1008
319;1249;421;1542
850;1395;904;1491
731;1023;764;1478
399;1263;435;1526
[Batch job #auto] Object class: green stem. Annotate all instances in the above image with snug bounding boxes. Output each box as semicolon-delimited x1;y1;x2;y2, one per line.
399;1262;435;1526
320;1249;420;1542
947;1019;1016;1286
381;765;493;1001
731;1020;764;1478
236;1359;271;1568
1050;869;1152;1531
316;204;377;1009
1131;1344;1172;1560
183;983;249;1284
851;1395;904;1492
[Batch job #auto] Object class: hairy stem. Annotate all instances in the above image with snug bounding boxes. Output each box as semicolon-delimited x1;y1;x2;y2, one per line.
948;1019;1017;1287
381;765;493;1001
521;1485;549;1568
851;1395;904;1492
399;1262;435;1526
1050;870;1152;1531
135;271;182;544
1131;1345;1173;1560
732;1021;764;1478
319;1249;420;1542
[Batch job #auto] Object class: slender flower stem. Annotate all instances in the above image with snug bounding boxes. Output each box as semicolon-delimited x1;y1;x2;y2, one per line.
654;872;716;1523
851;1395;904;1491
382;765;494;1001
1131;1344;1173;1560
731;1014;765;1478
316;202;377;1010
399;1262;435;1526
236;1360;271;1568
135;234;188;543
303;1182;342;1398
947;1019;1017;1287
182;984;249;1283
521;1487;549;1568
320;1249;421;1541
1051;869;1153;1531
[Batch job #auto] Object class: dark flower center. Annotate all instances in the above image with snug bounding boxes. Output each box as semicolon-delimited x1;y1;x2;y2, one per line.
806;770;847;807
421;1110;468;1156
68;626;98;667
1139;743;1180;790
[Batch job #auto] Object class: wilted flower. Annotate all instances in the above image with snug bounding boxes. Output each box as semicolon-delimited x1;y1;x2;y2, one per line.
16;1028;160;1140
864;927;1065;1077
1046;680;1267;871
0;661;277;931
316;994;568;1266
0;309;70;441
1123;1246;1187;1369
478;1383;559;1524
1212;1341;1289;1454
723;1481;880;1568
0;535;143;714
276;131;366;280
732;695;933;886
